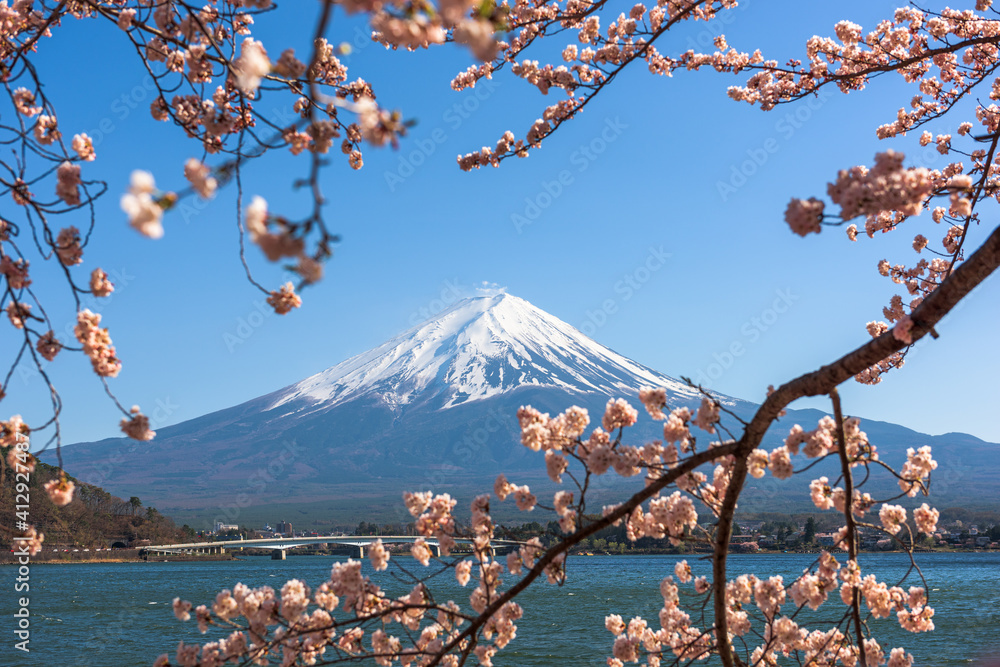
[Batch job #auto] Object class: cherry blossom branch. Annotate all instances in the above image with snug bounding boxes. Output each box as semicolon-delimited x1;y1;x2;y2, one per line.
428;442;737;666
6;0;69;71
832;387;867;667
742;221;1000;451
701;219;1000;667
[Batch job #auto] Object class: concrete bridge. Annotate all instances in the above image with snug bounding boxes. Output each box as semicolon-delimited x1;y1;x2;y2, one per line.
144;535;521;560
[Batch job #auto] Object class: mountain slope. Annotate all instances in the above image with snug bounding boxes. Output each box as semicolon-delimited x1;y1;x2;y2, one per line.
52;292;998;527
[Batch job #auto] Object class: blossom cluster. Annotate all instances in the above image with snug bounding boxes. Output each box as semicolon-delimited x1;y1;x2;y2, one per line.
898;446;937;497
244;195;323;292
720;9;1000;386
1;416;79;512
828;151;935;221
160;485;542;666
404;490;459;558
609;548;924;666
121;171;167;239
167;380;946;667
450;0;753;168
369;0;499;61
121;406;156;441
73;310;122;378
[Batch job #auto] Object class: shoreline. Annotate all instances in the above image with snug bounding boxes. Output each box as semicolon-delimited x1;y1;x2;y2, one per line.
0;551;236;565
3;546;994;565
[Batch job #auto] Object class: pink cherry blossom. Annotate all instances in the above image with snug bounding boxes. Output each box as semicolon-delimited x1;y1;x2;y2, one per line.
638;386;667;419
602;397;638;431
55;162;81;206
512;484;536;511
266;282;302;315
120;406;155;441
12;88;41;116
74;309;122;377
183;158;217;198
544;449;568;482
43;477;75;506
369;538;390;571
90;268;114;297
55;226;83;265
0;256;30;290
173;598;192;622
36;331;62;361
879;504;907;535
785;197;824;236
892;314;914;344
121;171;165;239
233;38;271;95
72;133;96;161
913;503;939;534
693;397;720;434
411;538;433;566
34;115;60;145
15;526;44;557
455;560;472;586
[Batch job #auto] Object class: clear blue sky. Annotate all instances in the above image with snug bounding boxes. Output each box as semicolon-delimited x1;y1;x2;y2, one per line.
10;1;999;448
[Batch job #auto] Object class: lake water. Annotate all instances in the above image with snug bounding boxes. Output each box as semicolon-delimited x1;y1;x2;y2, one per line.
5;552;999;666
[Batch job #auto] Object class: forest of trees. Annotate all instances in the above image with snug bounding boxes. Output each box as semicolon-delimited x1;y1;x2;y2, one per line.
1;461;193;552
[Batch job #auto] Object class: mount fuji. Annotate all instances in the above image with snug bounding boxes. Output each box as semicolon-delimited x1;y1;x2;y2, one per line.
55;292;999;528
266;292;716;414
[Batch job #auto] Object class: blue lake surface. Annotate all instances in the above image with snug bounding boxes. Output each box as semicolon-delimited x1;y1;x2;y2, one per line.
4;551;999;666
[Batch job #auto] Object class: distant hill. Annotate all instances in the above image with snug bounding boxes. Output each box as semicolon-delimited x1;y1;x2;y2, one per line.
0;460;193;550
50;292;1000;529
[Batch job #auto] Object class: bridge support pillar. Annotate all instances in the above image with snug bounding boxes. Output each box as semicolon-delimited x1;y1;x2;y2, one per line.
271;549;286;560
430;543;441;558
356;545;365;559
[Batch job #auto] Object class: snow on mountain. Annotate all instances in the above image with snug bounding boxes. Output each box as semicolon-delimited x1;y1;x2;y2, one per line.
53;291;1000;523
267;292;711;415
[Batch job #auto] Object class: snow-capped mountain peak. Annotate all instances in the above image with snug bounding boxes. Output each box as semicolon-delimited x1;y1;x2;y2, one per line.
267;292;705;414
